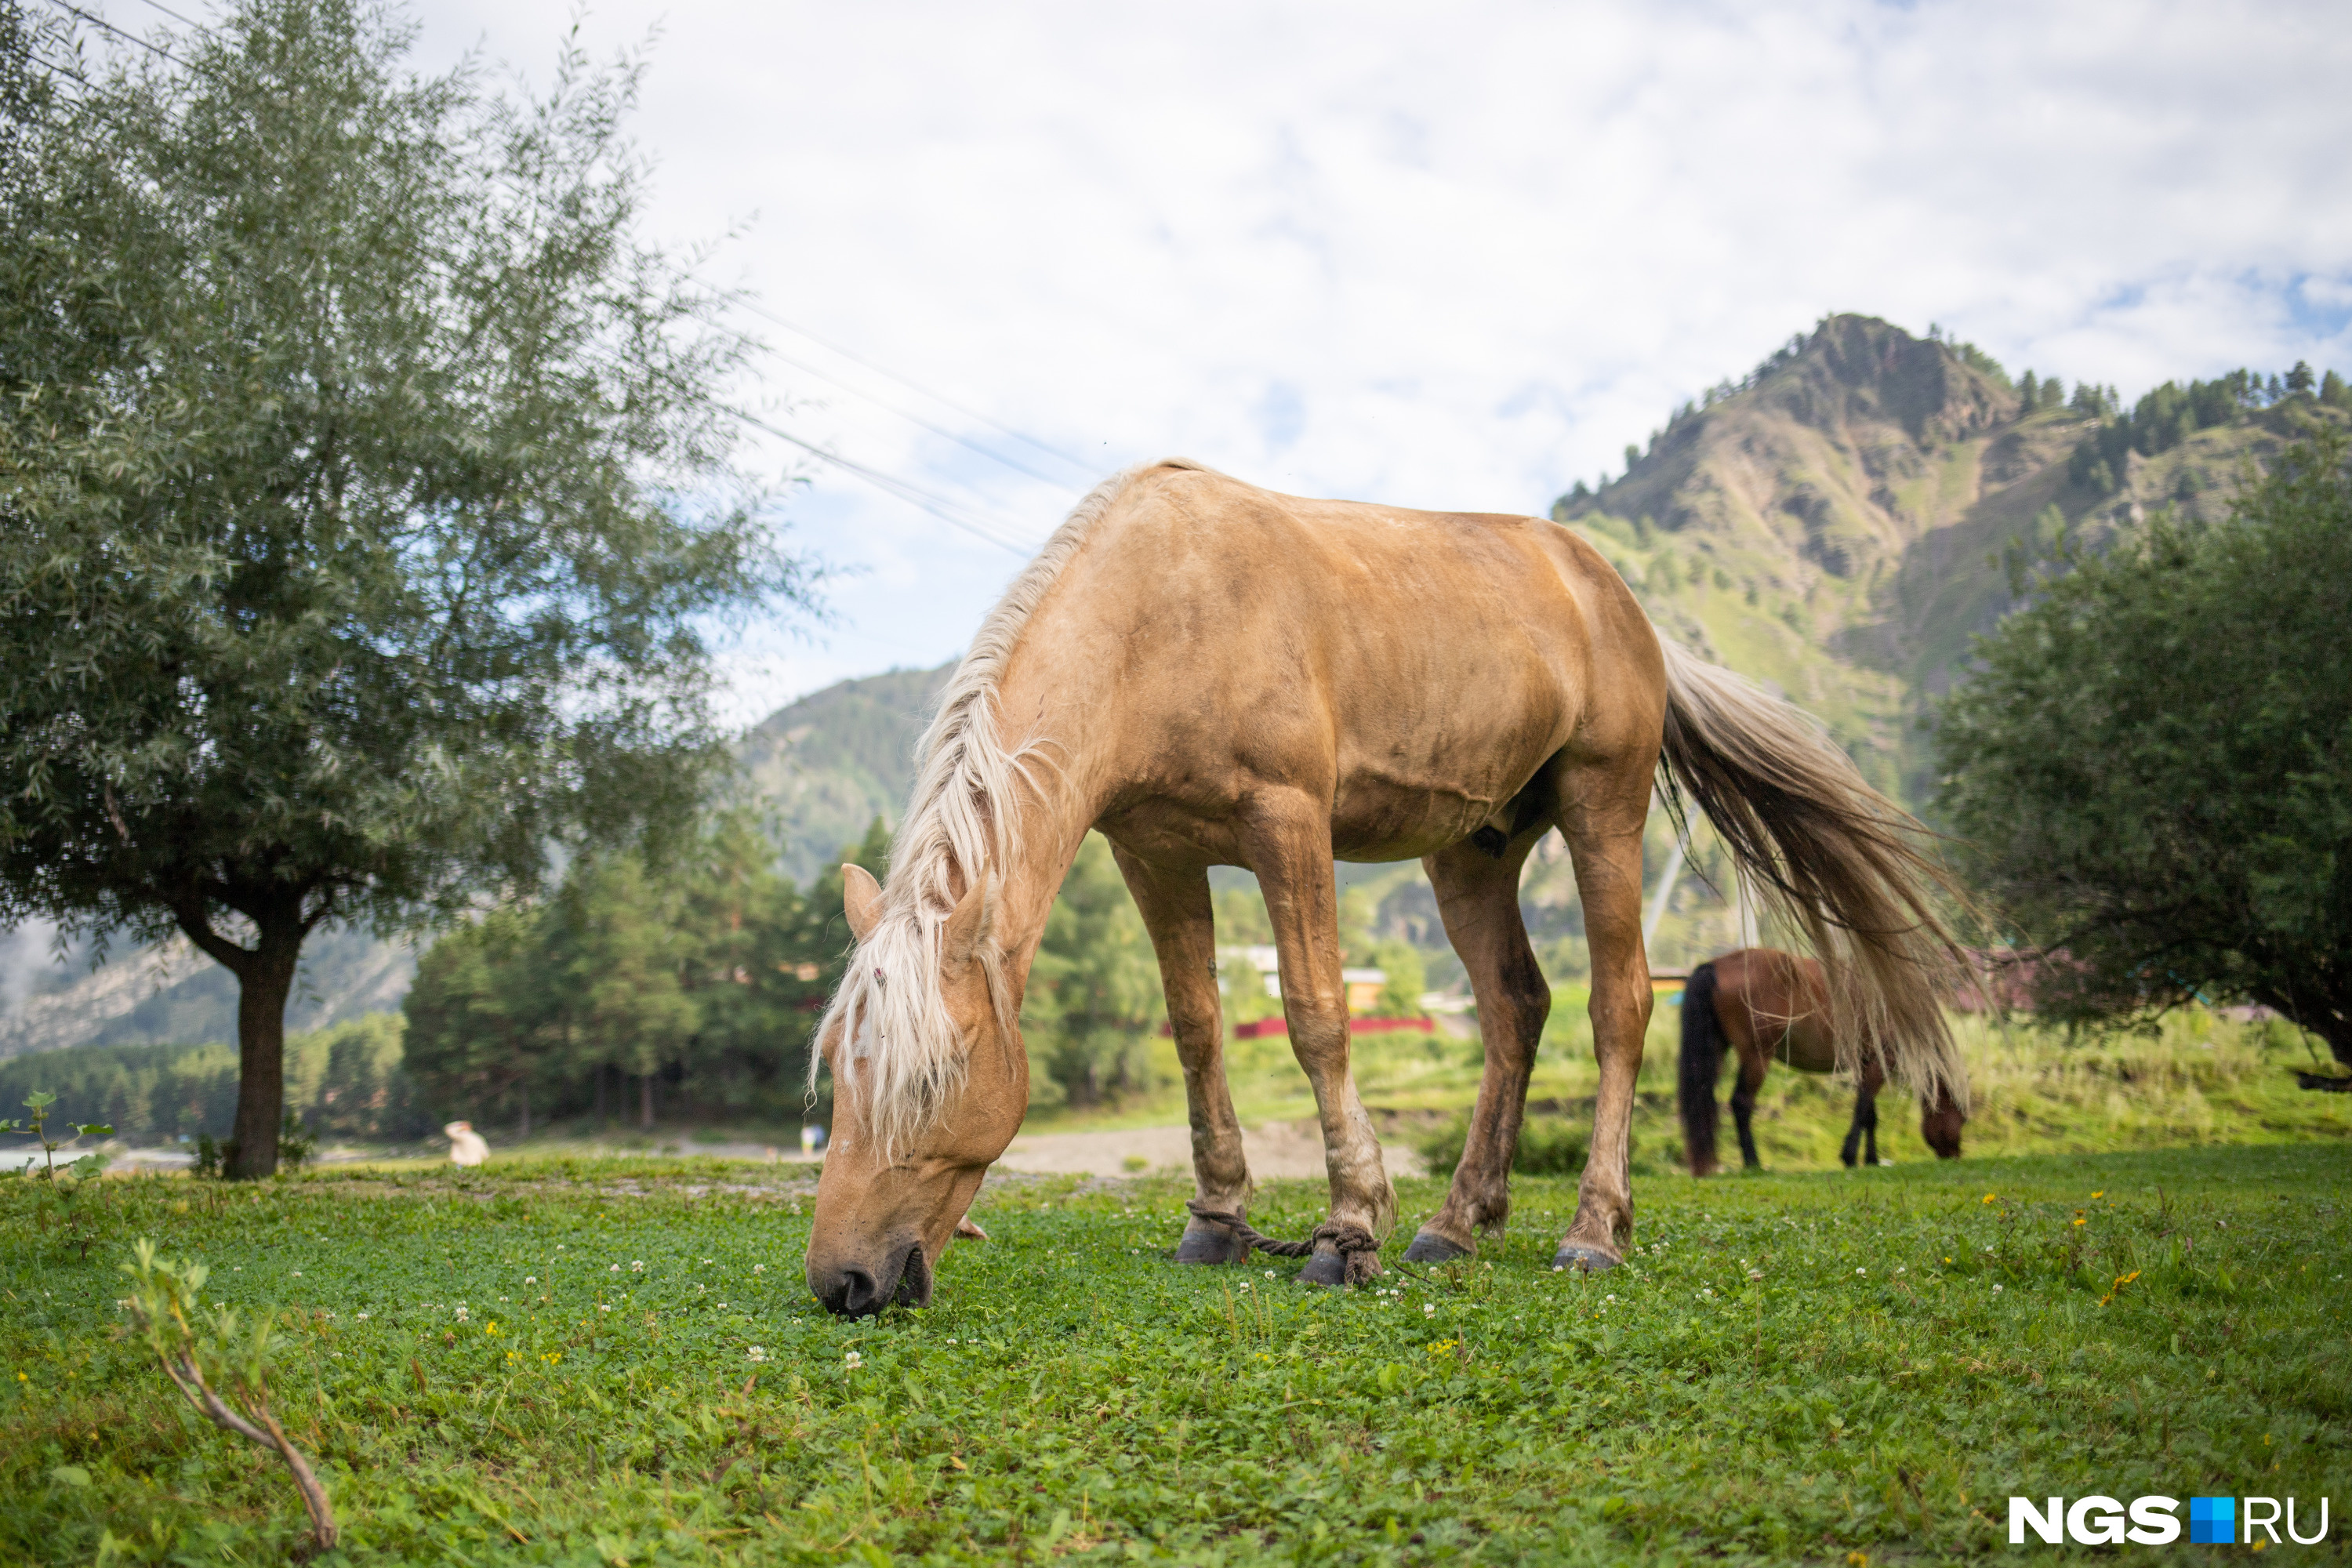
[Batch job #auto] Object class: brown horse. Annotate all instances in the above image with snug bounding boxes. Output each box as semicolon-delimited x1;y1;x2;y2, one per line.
803;459;1968;1316
1678;947;1967;1174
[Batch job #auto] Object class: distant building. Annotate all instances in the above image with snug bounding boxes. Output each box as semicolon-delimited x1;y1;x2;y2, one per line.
1215;945;1386;1015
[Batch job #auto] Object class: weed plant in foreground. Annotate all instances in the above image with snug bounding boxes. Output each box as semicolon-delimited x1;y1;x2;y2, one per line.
3;1145;2347;1564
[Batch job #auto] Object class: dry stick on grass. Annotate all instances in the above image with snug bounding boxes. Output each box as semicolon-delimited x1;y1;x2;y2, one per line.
122;1238;337;1551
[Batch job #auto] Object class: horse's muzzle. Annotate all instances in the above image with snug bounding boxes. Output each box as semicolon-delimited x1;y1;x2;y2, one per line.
811;1240;931;1318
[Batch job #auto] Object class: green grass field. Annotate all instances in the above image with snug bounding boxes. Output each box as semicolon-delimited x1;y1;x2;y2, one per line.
6;1134;2350;1564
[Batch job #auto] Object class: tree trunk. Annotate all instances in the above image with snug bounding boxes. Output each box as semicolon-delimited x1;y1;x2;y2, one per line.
517;1082;532;1140
639;1072;654;1131
227;922;305;1181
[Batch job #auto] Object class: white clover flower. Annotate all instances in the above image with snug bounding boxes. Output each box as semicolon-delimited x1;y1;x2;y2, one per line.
1991;1283;2004;1294
609;1264;620;1273
1895;1266;1906;1276
1422;1303;1436;1316
357;1312;370;1320
524;1276;537;1285
292;1271;302;1277
1856;1268;1867;1276
1745;1269;1763;1281
1263;1269;1276;1279
598;1304;612;1313
630;1261;645;1272
1697;1288;1715;1300
702;1258;714;1265
753;1264;766;1273
454;1306;470;1321
843;1350;863;1370
746;1346;768;1363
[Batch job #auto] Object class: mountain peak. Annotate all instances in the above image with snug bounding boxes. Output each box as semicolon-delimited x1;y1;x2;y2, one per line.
1556;314;2022;556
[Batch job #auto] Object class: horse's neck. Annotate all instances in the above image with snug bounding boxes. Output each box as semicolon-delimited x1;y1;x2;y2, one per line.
974;666;1109;983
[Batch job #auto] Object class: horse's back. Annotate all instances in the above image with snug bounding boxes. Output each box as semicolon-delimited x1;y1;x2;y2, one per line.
1056;464;1663;858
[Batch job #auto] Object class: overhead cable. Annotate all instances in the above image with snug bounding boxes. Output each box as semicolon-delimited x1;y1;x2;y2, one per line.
44;0;183;64
730;296;1098;483
740;412;1041;559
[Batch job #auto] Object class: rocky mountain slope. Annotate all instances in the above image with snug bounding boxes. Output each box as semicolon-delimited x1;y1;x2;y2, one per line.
1553;313;2348;802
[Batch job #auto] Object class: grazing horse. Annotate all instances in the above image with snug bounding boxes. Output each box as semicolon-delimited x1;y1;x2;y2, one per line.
803;459;1968;1316
1678;947;1967;1174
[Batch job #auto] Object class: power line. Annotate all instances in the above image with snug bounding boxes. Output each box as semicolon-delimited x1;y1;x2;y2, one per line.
44;0;183;64
768;342;1082;495
730;296;1098;482
739;411;1041;559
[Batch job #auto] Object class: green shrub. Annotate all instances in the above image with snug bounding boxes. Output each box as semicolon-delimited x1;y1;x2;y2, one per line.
1416;1116;1590;1178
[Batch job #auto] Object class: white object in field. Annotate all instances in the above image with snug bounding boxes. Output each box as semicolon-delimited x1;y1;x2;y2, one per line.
445;1121;490;1167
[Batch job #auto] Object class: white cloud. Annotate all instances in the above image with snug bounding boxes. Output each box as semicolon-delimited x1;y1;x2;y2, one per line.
179;2;2352;717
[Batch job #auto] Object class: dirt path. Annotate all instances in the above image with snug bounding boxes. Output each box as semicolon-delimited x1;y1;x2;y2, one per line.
994;1120;1426;1180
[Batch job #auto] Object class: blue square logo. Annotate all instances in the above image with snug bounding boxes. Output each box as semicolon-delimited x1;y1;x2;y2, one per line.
2189;1497;2235;1545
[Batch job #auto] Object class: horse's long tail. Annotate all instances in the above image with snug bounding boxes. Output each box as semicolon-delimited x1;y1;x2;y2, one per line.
1655;637;1970;1113
1677;960;1726;1174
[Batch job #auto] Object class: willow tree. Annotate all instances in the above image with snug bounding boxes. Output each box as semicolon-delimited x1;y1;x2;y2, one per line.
1936;427;2352;1067
0;0;810;1175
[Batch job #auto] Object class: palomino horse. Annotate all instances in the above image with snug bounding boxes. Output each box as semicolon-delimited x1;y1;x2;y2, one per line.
1678;947;1966;1174
804;459;1967;1316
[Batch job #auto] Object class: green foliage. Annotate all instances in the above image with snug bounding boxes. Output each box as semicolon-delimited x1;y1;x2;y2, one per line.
402;809;867;1131
119;1237;336;1548
1368;938;1426;1018
1022;834;1163;1106
0;0;810;1176
2;1146;2347;1562
2063;365;2337;492
1939;430;2352;1064
0;1017;426;1144
1415;1115;1593;1178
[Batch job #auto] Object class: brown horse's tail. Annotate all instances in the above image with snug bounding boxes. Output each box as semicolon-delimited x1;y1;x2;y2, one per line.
1677;960;1726;1173
1655;637;1970;1114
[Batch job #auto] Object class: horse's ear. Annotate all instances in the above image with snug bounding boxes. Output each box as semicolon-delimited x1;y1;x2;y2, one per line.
842;863;883;942
941;873;996;978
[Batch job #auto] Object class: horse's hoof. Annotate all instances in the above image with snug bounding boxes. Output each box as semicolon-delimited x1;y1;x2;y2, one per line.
1174;1223;1247;1265
1403;1229;1472;1264
1552;1241;1619;1272
1295;1247;1351;1287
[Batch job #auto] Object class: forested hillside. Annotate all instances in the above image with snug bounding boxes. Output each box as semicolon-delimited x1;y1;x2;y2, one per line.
737;663;953;886
1555;313;2351;803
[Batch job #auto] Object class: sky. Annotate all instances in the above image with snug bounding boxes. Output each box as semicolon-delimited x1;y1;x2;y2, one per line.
106;0;2352;723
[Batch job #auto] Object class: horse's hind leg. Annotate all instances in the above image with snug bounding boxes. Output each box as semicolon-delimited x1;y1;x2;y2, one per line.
1553;762;1655;1272
1112;848;1253;1263
1246;789;1398;1283
1403;830;1549;1263
1840;1058;1883;1168
1730;1044;1766;1170
1920;1083;1965;1159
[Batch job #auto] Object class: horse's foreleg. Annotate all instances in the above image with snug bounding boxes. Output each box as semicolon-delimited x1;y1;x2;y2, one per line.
1112;848;1252;1264
1730;1045;1766;1170
1555;780;1653;1272
1404;833;1549;1263
1247;789;1396;1284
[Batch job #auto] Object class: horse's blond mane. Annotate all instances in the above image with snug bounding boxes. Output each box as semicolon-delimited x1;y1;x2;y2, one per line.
813;458;1208;1152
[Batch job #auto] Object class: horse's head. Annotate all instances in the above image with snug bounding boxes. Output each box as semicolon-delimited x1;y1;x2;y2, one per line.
805;862;1028;1317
